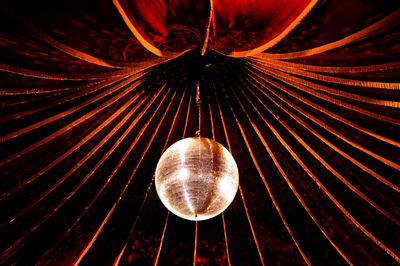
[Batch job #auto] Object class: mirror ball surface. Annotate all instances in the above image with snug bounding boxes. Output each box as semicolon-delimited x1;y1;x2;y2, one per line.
155;137;239;221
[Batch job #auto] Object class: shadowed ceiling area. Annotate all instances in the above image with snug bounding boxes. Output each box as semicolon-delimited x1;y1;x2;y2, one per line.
0;0;399;265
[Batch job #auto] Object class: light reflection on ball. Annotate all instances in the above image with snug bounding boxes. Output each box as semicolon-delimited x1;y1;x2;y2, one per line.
155;137;239;221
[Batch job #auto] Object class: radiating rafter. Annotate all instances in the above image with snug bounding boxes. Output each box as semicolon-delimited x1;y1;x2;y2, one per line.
226;60;400;223
2;4;185;70
244;66;400;148
262;62;400;90
247;65;400;123
0;72;146;166
246;59;400;108
0;69;180;264
223;62;353;264
221;213;231;266
0;79;118;123
112;0;164;57
208;96;231;266
200;0;213;56
229;0;319;57
193;221;198;266
212;79;266;266
154;82;194;266
0;81;103;96
256;10;400;60
114;77;189;265
256;114;400;262
154;213;170;266
245;67;400;172
218;66;316;264
71;65;185;265
239;70;400;192
249;57;400;74
0;68;177;233
37;78;174;262
221;64;400;263
0;0;399;263
0;74;148;202
0;62;133;81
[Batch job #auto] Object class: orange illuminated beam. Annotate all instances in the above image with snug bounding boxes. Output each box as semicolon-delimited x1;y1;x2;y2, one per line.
222;63;400;262
213;79;265;266
247;65;400;132
221;213;231;266
234;79;400;225
0;73;144;167
0;85;148;230
241;71;400;192
254;112;400;263
114;75;188;265
217;67;312;265
154;85;193;266
246;67;400;148
0;82;103;114
201;0;214;56
256;10;400;59
0;81;101;96
0;62;131;80
250;58;400;74
247;60;400;108
1;87;147;261
230;0;319;57
246;75;400;191
231;66;400;262
72;70;181;265
154;213;170;265
267;64;400;90
1;73;176;262
246;66;400;167
112;0;163;57
232;69;400;262
209;95;231;266
252;123;352;264
183;97;192;138
229;71;352;264
193;222;198;266
1;80;107;123
250;65;400;124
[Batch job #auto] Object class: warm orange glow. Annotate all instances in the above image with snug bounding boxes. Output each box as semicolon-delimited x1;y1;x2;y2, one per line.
229;0;319;57
201;0;214;56
256;10;400;59
242;69;400;192
219;73;311;265
73;69;183;264
213;81;266;266
112;0;164;57
248;60;400;107
1;0;399;264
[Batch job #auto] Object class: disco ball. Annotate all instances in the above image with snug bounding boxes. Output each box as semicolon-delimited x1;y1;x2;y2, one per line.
155;137;239;221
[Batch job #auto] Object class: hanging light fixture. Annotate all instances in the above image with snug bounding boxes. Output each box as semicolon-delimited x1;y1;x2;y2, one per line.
155;137;239;221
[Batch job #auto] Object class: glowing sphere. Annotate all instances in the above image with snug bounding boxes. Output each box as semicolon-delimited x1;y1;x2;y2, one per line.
155;137;239;221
